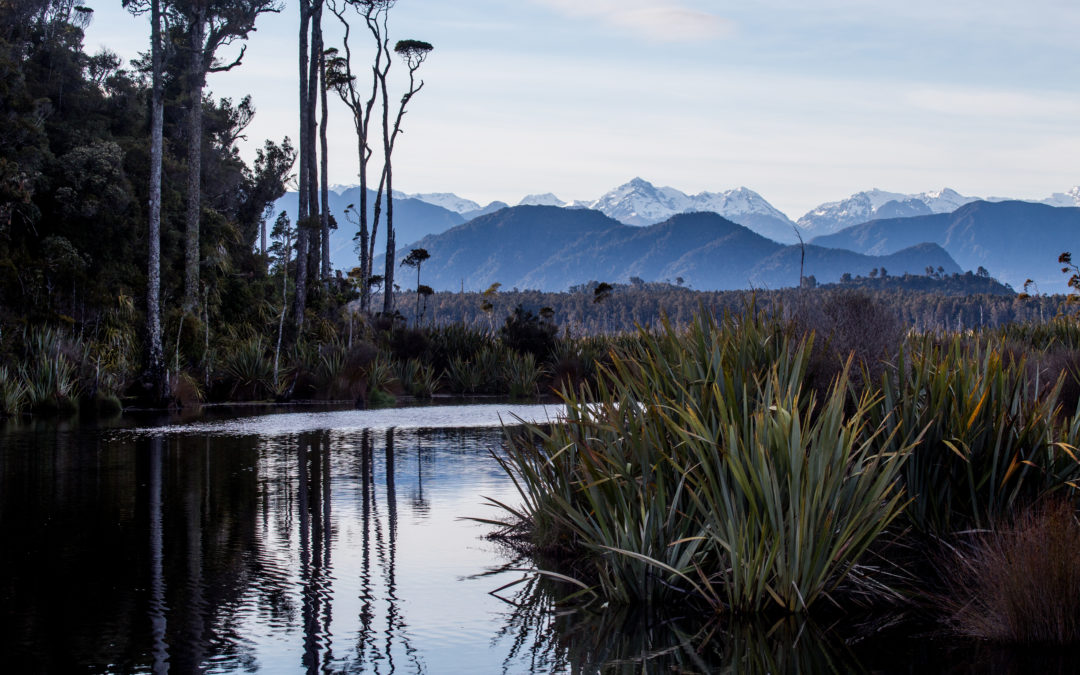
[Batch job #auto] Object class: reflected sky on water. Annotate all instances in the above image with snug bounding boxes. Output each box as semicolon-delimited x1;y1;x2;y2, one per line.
1;402;1071;674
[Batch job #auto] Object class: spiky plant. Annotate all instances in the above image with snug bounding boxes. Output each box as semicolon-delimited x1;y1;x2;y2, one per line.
0;365;28;417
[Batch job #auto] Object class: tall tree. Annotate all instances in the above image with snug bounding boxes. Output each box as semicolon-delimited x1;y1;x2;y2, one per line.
325;0;390;313
294;0;312;331
173;0;280;313
123;0;168;401
319;41;331;283
306;0;323;282
399;247;428;324
379;38;432;314
250;137;296;265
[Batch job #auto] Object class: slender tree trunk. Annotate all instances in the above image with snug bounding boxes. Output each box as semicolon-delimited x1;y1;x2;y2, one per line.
274;235;291;387
294;0;311;332
146;0;166;402
319;44;330;283
358;143;370;312
307;0;323;285
183;13;206;314
380;70;394;314
382;168;395;314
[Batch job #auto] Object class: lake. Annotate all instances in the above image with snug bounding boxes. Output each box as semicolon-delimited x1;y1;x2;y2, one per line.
0;403;1064;673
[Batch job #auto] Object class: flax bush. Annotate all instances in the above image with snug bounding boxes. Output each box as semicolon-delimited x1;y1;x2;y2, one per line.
495;312;910;614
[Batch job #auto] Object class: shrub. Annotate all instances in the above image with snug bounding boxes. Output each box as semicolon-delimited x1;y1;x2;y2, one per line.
397;358;440;398
945;500;1080;644
495;312;909;613
445;355;484;394
21;327;80;411
0;365;28;417
500;304;558;359
502;351;546;399
222;336;272;400
873;336;1080;534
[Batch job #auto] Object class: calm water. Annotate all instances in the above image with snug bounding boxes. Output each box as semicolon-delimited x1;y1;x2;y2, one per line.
0;403;1070;674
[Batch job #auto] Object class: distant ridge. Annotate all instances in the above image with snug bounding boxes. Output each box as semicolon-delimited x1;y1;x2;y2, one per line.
378;206;961;292
810;200;1080;292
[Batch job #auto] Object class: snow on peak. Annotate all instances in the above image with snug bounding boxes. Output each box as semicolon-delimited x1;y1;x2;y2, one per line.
404;192;482;214
1042;186;1080;208
518;193;566;207
588;178;791;228
798;188;979;234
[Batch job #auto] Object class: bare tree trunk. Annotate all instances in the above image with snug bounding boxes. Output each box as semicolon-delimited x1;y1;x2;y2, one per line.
358;151;370;312
274;234;291;387
183;12;206;314
382;165;395;314
146;0;166;402
294;0;311;332
379;67;393;314
307;0;323;286
319;43;330;283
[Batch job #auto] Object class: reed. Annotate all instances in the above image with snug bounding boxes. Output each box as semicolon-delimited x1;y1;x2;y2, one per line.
945;500;1080;644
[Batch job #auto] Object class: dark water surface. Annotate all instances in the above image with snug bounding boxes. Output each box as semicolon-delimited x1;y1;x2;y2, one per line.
0;403;1070;674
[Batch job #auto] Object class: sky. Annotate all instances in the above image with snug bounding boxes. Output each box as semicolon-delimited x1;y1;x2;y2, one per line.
84;0;1080;219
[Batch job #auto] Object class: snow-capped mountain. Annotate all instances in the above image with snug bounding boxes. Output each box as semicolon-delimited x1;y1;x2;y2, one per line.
518;193;566;207
1042;187;1080;208
400;192;482;215
588;178;801;243
797;188;979;235
589;178;692;225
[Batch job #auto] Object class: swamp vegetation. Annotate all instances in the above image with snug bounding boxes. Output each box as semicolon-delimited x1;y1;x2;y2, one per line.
487;307;1080;644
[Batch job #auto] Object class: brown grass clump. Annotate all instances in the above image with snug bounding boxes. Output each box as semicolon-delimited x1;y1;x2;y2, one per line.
946;499;1080;644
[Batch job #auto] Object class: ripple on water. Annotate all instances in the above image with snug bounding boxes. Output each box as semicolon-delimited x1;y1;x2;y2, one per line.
121;403;566;437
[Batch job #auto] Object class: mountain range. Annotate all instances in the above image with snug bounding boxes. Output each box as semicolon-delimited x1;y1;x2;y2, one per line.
273;179;1080;292
810;200;1080;292
376;207;961;292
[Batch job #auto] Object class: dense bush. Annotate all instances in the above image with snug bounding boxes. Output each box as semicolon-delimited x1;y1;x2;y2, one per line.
490;308;1080;619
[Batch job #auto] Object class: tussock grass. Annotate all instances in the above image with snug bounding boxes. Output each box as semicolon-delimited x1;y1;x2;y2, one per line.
945;500;1080;644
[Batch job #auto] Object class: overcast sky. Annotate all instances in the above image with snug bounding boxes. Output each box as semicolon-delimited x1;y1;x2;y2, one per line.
84;0;1080;218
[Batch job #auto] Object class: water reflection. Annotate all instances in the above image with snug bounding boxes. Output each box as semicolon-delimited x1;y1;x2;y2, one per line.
487;566;870;673
1;407;1075;674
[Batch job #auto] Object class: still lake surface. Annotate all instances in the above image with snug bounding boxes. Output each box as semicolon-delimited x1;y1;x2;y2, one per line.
0;402;1070;673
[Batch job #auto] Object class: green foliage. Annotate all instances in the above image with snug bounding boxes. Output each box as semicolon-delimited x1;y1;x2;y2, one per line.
223;336;272;400
873;335;1080;534
502;351;545;399
499;304;558;359
396;358;440;398
495;312;909;613
365;352;397;400
0;365;28;417
444;354;484;393
19;327;80;411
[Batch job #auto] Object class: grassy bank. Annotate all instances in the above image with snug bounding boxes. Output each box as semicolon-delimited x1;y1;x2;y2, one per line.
488;305;1080;641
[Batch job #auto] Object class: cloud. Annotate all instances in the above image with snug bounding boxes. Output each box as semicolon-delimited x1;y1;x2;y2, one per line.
533;0;731;42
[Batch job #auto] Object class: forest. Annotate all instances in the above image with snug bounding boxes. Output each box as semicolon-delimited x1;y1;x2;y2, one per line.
0;0;436;414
